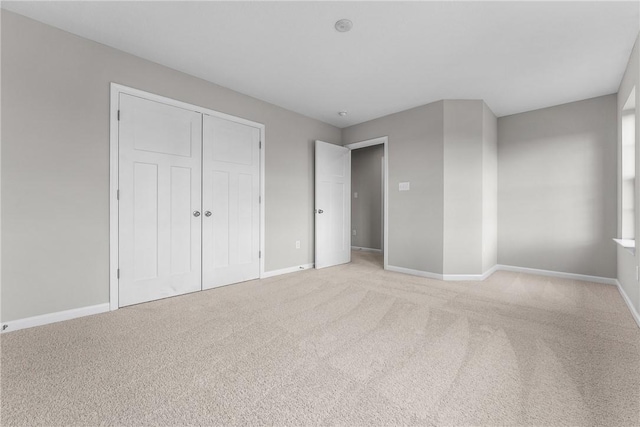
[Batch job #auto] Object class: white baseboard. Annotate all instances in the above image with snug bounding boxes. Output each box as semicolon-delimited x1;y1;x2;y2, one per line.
482;264;500;280
1;303;110;333
496;264;617;285
444;265;499;281
387;265;498;281
385;263;614;286
386;265;444;280
262;263;314;278
442;273;484;281
615;280;640;328
351;246;382;253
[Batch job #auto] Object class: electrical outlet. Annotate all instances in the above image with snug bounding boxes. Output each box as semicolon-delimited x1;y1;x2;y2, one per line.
352;230;356;236
354;192;358;199
295;240;300;249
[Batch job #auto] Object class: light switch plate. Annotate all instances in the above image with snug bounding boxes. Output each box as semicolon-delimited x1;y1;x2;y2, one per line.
399;182;410;191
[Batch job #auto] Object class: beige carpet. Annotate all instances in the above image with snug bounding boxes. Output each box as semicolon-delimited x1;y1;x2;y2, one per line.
2;251;639;426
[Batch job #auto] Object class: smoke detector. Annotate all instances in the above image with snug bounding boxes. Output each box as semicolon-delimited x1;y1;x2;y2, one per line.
335;19;353;33
338;111;348;117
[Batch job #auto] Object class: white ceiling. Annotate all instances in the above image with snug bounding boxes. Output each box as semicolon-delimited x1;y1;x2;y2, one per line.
3;1;639;128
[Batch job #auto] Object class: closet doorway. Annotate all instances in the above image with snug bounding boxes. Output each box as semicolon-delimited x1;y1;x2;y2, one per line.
346;137;389;269
109;84;265;309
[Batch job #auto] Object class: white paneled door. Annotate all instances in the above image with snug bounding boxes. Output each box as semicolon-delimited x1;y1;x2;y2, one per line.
202;115;261;289
315;141;351;269
118;94;203;307
117;90;262;307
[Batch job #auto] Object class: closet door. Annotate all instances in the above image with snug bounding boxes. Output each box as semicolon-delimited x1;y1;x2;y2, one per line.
202;115;260;289
118;94;202;307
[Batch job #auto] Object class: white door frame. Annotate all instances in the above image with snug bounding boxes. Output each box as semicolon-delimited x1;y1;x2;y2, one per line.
109;83;266;311
345;136;389;270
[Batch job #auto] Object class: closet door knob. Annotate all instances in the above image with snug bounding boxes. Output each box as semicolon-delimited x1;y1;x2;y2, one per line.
193;211;201;217
205;211;212;217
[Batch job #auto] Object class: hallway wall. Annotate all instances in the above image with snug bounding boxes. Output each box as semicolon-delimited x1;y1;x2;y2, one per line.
351;145;384;250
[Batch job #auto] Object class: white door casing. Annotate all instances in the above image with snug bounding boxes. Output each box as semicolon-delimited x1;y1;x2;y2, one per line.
118;94;203;307
315;140;351;269
202;114;261;289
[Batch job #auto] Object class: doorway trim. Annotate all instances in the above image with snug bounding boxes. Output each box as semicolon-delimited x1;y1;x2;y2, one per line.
344;136;389;270
109;83;266;311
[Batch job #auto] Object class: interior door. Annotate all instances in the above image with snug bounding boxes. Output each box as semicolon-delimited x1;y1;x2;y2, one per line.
315;141;351;269
202;114;261;289
118;94;202;307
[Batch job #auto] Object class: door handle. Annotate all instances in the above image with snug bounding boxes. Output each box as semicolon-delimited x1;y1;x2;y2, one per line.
193;211;201;217
205;211;212;217
318;209;324;214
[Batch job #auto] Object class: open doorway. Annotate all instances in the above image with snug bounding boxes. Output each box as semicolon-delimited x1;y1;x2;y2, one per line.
345;137;388;270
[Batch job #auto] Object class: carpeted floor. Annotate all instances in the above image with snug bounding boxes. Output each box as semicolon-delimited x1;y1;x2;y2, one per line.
2;250;639;426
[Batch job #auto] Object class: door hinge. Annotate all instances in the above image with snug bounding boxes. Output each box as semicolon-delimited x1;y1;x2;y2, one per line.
259;140;262;149
116;189;120;200
117;269;120;279
259;195;261;204
117;110;120;121
259;251;262;259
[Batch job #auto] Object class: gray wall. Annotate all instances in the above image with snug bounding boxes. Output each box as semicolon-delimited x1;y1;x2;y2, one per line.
342;101;445;274
343;100;498;277
482;103;498;272
441;100;497;276
442;100;485;274
351;145;384;250
1;11;340;322
497;94;617;278
617;34;639;314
